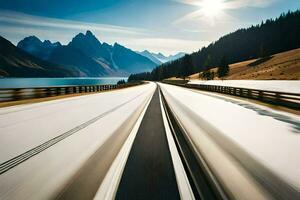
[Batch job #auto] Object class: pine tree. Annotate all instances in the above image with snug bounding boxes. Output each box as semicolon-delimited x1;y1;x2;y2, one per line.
181;55;194;80
217;56;229;78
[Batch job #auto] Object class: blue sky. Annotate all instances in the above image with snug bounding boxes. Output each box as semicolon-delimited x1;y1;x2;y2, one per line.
0;0;299;55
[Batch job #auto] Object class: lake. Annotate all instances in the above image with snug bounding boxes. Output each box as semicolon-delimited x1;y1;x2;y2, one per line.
0;77;128;89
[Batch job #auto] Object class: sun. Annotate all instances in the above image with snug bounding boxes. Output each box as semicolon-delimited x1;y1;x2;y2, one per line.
199;0;225;17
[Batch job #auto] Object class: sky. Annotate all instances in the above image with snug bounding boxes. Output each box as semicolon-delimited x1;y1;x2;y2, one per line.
0;0;299;55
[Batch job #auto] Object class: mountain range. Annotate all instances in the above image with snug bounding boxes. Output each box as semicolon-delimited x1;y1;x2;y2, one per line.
137;50;186;65
15;30;158;77
0;36;78;77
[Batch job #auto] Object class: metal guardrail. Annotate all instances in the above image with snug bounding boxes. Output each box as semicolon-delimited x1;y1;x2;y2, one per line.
0;82;142;102
162;80;300;110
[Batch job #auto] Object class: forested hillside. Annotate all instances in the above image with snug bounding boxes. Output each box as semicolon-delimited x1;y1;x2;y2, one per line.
129;10;300;81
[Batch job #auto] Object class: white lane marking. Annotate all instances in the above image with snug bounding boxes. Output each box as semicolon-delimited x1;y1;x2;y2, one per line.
93;85;156;200
159;91;195;200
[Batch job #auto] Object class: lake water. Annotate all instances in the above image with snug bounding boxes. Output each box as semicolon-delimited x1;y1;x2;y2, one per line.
0;77;128;89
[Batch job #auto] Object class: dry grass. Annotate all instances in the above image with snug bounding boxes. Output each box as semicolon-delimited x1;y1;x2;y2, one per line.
190;48;300;80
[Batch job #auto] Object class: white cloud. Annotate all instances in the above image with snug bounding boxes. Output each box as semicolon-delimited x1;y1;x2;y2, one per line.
0;10;146;36
174;0;280;25
175;0;280;9
225;0;280;9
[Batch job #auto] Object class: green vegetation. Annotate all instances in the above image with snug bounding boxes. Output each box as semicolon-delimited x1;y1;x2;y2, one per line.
217;56;229;78
201;70;215;80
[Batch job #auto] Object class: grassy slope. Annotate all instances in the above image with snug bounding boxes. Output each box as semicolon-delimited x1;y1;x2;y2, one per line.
189;48;300;80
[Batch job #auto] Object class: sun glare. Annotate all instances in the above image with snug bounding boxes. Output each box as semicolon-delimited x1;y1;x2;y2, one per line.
199;0;225;17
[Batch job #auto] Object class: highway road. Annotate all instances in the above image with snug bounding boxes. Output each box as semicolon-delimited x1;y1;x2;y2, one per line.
115;87;180;199
0;81;299;199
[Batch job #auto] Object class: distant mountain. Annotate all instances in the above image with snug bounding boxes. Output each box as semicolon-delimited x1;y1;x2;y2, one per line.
137;51;186;63
138;50;162;65
167;52;186;62
0;36;76;77
112;43;156;73
18;36;61;60
17;31;157;76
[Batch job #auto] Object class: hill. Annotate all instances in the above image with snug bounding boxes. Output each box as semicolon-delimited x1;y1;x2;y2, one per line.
0;36;77;77
189;48;300;80
128;10;300;81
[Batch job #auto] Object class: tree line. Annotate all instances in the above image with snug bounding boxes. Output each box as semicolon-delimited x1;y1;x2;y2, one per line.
128;10;300;82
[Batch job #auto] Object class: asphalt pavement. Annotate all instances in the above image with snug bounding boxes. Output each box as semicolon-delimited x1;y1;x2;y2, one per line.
116;86;180;200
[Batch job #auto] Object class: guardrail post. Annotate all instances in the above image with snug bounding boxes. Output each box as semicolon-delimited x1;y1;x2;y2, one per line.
66;87;70;94
258;91;263;100
275;93;281;105
12;89;22;101
62;87;65;95
46;88;51;97
248;89;252;98
34;88;40;98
